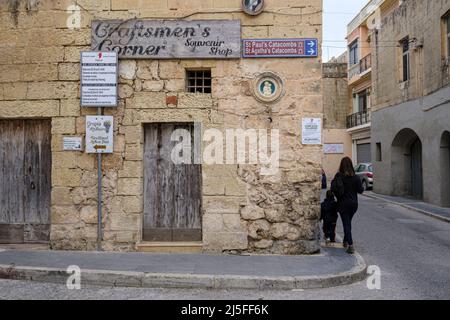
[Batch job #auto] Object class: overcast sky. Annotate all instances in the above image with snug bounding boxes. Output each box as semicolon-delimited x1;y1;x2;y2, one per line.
322;0;369;62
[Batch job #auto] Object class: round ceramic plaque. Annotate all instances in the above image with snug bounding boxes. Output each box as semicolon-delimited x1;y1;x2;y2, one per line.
252;72;285;104
242;0;265;16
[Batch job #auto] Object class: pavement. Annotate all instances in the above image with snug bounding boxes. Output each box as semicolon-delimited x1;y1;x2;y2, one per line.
364;191;450;223
0;193;449;299
0;245;366;290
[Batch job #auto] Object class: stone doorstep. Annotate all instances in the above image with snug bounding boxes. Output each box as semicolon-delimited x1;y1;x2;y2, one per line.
0;255;367;290
135;242;203;253
0;244;50;251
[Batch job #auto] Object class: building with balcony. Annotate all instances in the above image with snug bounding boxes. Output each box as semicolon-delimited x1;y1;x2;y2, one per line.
322;54;352;181
371;0;450;207
345;0;385;165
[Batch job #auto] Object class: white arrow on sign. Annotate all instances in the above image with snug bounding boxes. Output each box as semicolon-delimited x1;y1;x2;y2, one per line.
308;41;316;47
308;48;315;55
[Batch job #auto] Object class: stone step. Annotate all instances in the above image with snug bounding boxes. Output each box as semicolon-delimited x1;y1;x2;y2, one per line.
0;243;50;251
136;242;203;253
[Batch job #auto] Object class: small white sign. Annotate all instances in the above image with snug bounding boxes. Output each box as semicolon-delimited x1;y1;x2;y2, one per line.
63;137;83;151
324;144;344;154
302;118;322;145
81;51;118;107
86;116;114;154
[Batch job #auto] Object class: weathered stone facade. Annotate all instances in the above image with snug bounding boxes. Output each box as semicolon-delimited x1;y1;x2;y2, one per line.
0;0;323;253
372;0;450;111
371;0;450;207
322;59;352;180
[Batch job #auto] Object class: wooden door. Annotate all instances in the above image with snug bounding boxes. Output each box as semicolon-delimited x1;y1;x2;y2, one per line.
143;123;202;242
0;120;51;244
411;138;423;200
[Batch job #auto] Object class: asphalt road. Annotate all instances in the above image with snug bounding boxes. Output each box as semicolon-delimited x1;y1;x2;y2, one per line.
0;195;449;300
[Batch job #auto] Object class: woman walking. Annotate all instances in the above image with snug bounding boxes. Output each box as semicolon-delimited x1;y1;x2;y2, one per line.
331;157;364;254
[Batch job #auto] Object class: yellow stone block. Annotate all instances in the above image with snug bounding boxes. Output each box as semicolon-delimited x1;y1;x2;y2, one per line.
60;99;81;116
0;100;59;118
52;117;76;134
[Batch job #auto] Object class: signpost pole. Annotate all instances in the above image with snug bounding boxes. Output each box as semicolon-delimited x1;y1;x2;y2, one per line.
97;107;103;251
81;51;117;251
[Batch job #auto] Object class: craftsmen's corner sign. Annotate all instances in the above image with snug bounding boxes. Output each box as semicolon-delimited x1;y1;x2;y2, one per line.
91;20;241;59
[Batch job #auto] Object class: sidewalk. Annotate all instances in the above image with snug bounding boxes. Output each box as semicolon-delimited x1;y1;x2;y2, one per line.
364;191;450;223
0;246;366;290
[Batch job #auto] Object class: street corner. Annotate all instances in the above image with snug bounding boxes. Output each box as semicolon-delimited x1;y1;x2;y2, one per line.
0;248;368;291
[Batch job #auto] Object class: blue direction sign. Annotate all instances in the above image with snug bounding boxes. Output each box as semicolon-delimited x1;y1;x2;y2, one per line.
243;38;319;58
305;39;318;57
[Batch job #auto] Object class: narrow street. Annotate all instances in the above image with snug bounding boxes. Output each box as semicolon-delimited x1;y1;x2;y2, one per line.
1;194;449;300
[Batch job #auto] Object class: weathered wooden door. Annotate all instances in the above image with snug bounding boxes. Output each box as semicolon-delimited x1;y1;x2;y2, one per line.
411;138;423;200
0;120;51;244
143;123;202;242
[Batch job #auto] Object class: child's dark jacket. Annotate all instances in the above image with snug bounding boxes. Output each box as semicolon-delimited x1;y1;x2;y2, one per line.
320;198;338;221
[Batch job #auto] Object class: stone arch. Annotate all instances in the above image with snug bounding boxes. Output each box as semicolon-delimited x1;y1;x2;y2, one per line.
391;128;423;199
440;131;450;207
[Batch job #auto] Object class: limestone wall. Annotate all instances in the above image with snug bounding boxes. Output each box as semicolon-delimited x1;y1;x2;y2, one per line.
372;0;450;111
0;0;323;253
322;62;349;130
322;62;351;181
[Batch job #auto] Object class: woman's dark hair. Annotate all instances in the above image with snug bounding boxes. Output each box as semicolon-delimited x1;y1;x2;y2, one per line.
339;157;355;177
326;190;335;200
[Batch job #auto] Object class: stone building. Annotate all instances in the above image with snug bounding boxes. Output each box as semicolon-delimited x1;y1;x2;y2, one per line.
345;0;377;165
322;54;352;180
0;0;324;253
371;0;450;207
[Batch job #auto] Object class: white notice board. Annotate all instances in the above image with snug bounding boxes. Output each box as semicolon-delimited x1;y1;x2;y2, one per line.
63;137;83;151
302;118;322;145
324;144;344;154
81;51;118;107
86;116;114;154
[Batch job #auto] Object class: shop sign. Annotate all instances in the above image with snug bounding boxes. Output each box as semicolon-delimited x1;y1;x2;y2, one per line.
86;116;114;154
91;20;241;59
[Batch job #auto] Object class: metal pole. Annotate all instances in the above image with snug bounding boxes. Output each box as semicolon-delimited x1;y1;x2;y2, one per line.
97;107;103;251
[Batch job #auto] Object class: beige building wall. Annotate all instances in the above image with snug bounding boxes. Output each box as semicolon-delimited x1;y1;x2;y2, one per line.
371;0;450;207
323;129;352;179
322;61;351;180
372;0;450;112
0;0;323;253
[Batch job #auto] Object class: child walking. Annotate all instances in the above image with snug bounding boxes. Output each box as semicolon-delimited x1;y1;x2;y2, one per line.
321;190;338;244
